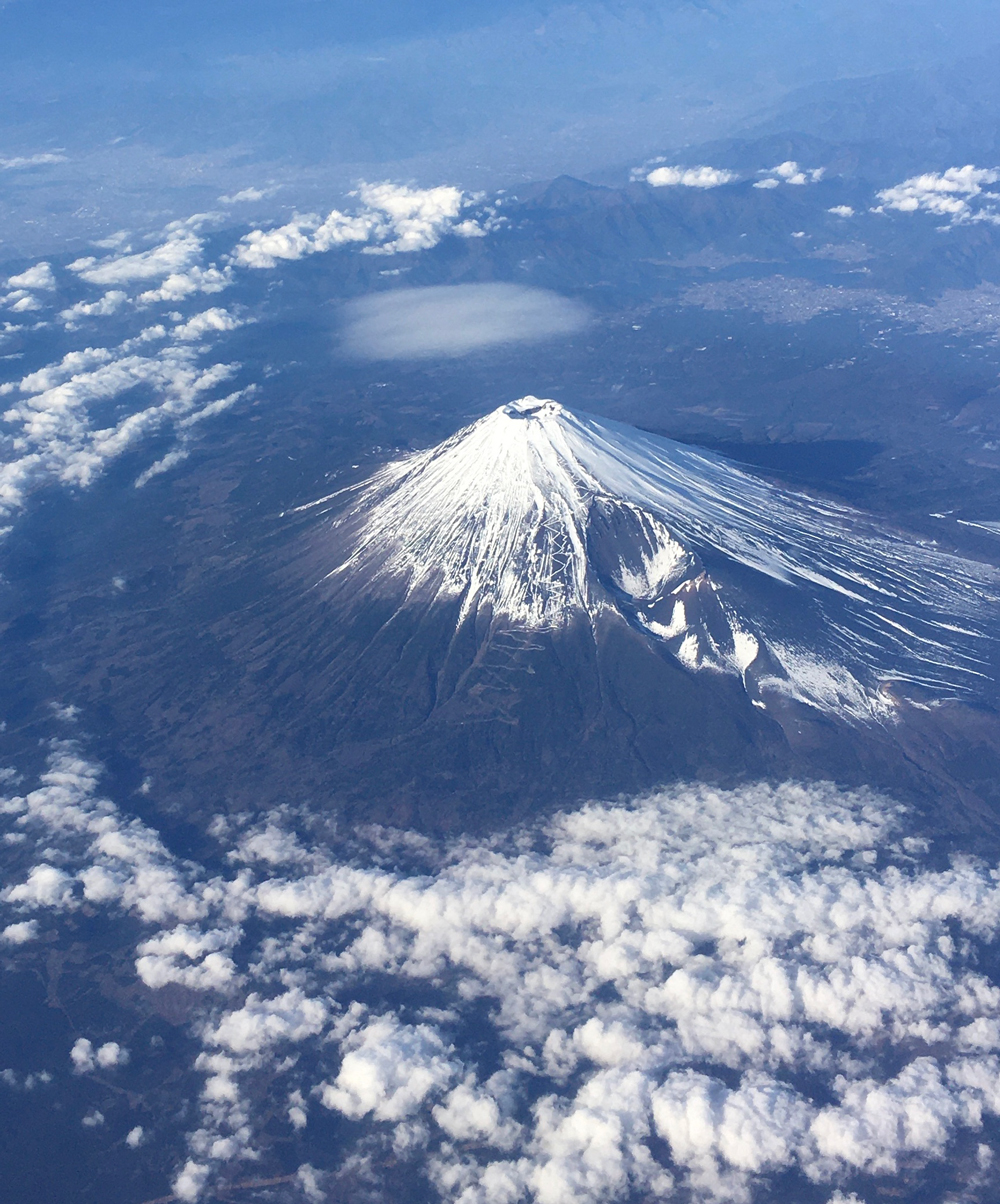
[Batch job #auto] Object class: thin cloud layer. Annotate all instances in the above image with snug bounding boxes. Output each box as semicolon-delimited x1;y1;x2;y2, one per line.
5;734;1000;1203
340;283;590;360
0;152;66;170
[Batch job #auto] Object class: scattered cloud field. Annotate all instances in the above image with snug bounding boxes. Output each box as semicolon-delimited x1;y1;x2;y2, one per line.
3;727;1000;1203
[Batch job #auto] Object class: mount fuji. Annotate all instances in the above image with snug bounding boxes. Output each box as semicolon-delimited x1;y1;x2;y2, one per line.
226;395;1000;826
58;398;1000;831
302;398;999;714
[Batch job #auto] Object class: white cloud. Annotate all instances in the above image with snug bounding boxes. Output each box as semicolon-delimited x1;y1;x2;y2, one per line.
174;1160;210;1202
126;1125;145;1148
0;208;253;543
67;220;231;303
172;308;245;342
232;822;311;867
432;1079;522;1148
59;290;128;328
646;165;737;188
7;263;57;291
340;283;589;360
5;863;75;908
1;1067;51;1090
4;292;42;312
296;1165;326;1202
135;925;241;991
11;742;1000;1203
756;161;825;188
234;181;490;268
219;186;276;204
876;165;1000;224
243;783;1000;1201
232;208;371;268
0;153;66;170
137;267;232;304
0;328;243;522
70;1038;126;1072
205;988;326;1055
70;229;204;285
320;1016;458;1122
828;205;855;217
0;919;37;944
71;1038;95;1073
1;740;217;928
97;1041;129;1069
132;447;192;489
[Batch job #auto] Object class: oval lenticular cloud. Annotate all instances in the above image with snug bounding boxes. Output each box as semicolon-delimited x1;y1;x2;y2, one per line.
339;283;590;360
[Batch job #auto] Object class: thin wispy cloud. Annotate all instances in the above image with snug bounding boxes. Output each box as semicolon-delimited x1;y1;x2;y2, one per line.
0;311;251;525
0;152;66;170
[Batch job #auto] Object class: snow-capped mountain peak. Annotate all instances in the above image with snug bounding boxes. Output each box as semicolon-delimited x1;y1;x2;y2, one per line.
303;398;1000;721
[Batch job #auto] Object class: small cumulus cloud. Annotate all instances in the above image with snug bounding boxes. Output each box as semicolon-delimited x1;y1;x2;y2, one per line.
875;165;1000;225
755;161;826;188
339;283;589;360
644;165;737;188
172;308;246;342
5;293;42;312
0;918;38;944
7;263;57;291
1;1068;52;1090
828;205;855;217
59;290;128;329
70;1039;95;1073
